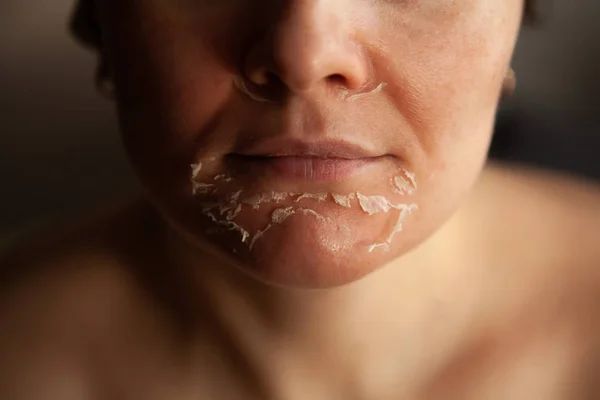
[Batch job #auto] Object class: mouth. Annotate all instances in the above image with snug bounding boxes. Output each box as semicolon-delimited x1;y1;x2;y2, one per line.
228;139;386;181
230;155;378;181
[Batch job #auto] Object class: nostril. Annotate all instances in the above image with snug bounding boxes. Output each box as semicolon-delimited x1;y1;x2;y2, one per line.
327;73;349;87
246;69;283;90
258;71;287;98
264;71;285;88
247;68;269;86
236;70;288;103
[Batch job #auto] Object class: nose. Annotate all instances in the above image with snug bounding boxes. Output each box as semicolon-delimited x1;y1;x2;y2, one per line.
242;0;370;96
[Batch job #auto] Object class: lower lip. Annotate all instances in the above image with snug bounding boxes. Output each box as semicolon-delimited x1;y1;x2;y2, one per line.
231;156;376;181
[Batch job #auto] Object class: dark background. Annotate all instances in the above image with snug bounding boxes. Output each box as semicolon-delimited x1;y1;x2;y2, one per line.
1;0;599;234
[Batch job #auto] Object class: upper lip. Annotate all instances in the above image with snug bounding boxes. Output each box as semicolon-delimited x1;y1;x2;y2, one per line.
231;138;382;159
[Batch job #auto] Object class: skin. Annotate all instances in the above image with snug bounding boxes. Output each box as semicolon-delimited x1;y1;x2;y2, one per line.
95;0;521;287
1;0;600;398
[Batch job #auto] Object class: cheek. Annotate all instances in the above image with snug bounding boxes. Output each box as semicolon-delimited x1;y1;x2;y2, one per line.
381;8;517;174
100;5;249;195
110;28;230;142
100;1;257;139
367;4;521;234
375;4;520;154
94;1;522;287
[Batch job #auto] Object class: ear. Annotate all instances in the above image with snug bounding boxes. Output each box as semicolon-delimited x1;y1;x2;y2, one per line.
501;68;516;100
71;1;116;98
95;55;116;99
523;0;539;25
70;0;103;50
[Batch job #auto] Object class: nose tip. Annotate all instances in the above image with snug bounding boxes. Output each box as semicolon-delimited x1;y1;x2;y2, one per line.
245;44;368;94
242;4;369;96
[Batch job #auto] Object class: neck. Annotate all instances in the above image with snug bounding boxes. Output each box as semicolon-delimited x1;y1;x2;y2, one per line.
156;200;487;398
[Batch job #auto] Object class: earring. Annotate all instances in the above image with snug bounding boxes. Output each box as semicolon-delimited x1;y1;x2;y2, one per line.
501;67;516;99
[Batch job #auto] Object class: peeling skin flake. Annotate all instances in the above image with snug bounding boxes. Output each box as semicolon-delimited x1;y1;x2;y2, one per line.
217;190;244;221
205;212;218;223
271;207;329;225
215;220;250;243
295;193;328;202
405;171;417;188
272;207;295;224
242;194;264;210
392;176;413;195
340;82;387;102
191;163;203;179
226;204;242;221
202;201;249;244
229;190;243;203
367;204;418;253
367;243;390;252
392;170;417;195
213;175;233;183
297;208;329;222
242;192;291;210
192;182;215;195
357;193;392;215
332;193;352;208
196;168;418;252
218;205;230;216
271;192;290;202
250;224;273;250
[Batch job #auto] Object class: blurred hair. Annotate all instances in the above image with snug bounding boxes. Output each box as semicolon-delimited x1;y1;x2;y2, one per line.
523;0;539;25
70;0;539;50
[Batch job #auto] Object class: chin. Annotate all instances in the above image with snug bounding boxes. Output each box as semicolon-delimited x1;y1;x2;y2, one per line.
143;154;424;288
173;200;420;289
240;225;401;289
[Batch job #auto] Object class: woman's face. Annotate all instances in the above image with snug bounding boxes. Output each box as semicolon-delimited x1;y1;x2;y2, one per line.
96;0;523;288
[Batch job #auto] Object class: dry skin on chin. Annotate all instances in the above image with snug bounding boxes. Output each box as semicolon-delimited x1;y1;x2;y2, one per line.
189;162;419;253
210;78;416;252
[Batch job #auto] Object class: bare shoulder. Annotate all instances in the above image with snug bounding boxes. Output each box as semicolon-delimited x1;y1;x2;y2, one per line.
468;162;600;319
476;162;600;268
472;163;600;395
0;198;156;303
481;161;600;221
0;199;160;399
